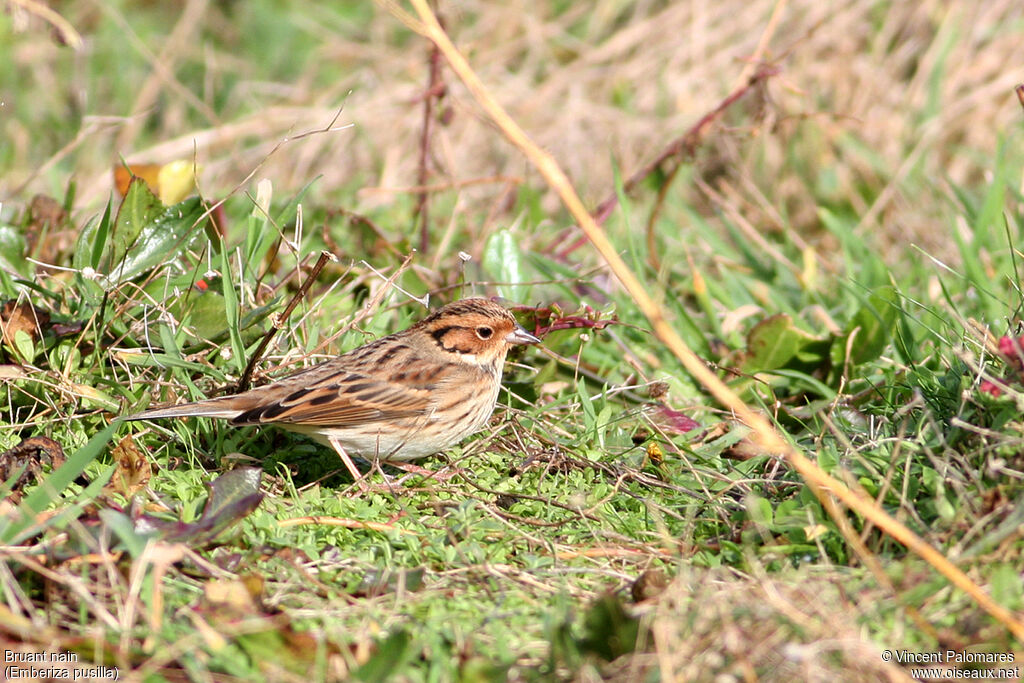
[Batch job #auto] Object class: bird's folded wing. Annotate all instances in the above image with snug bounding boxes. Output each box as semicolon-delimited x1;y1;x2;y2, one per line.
231;374;432;427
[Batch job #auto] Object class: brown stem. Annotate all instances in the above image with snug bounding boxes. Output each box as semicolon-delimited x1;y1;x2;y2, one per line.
592;65;779;226
542;65;779;261
414;9;447;253
235;250;334;392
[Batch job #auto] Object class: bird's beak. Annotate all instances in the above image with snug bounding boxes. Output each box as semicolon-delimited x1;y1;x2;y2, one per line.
506;324;541;345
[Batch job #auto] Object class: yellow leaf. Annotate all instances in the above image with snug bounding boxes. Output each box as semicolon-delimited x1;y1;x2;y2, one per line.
157;160;199;204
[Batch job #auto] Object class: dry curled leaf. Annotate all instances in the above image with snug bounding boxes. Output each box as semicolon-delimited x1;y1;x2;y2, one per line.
204;575;264;615
104;434;152;500
0;436;66;505
631;568;669;602
0;301;50;347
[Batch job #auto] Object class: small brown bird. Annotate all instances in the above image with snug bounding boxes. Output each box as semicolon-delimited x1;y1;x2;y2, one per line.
124;298;540;488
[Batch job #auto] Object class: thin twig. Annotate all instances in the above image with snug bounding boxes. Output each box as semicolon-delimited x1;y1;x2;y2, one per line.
413;8;447;253
235;250;335;392
309;251;419;356
592;65;780;225
545;64;780;259
7;0;83;49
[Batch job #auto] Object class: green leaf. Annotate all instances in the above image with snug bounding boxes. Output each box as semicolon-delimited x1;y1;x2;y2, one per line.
12;329;35;363
0;223;28;277
934;489;955;522
575;378;597;431
833;285;899;368
73;183;206;284
113;196;205;282
14;468;114;546
988;563;1023;611
71;179;160;278
181;290;230;342
482;227;526;302
353;629;414;683
90;196;115;271
219;244;247;373
116;351;228;380
746;493;774;527
71;197;113;273
740;314;817;373
595;404;613;449
244;179;277;281
580;594;641;661
138;467;264;546
100;509;155;558
355;568;426;597
111;177;164;272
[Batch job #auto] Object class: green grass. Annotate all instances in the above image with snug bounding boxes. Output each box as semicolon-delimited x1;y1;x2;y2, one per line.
3;1;1024;681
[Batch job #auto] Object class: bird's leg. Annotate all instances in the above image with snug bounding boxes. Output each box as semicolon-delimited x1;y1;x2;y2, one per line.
328;436;370;493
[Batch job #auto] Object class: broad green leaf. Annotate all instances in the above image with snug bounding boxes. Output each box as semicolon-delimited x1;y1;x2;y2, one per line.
745;494;774;527
114;196;205;282
73;183;205;284
934;490;955;522
988;563;1023;611
111;177;164;273
12;329;35;363
740;314;817;373
354;629;414;683
180;290;231;342
136;466;264;546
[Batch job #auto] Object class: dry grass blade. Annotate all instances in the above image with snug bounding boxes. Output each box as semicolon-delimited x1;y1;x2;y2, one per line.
403;0;1024;640
7;0;83;49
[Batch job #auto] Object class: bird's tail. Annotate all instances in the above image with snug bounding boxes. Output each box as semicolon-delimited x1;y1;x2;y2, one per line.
121;396;242;422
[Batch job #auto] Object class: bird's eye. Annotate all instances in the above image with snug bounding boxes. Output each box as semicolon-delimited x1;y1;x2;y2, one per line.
476;326;494;340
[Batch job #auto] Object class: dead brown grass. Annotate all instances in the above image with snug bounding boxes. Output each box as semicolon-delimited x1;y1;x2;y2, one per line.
624;566;911;682
5;1;1023;262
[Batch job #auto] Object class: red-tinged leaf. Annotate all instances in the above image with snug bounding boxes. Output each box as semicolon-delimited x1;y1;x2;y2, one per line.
997;335;1024;369
655;405;699;433
536;315;617;335
979;380;1004;398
